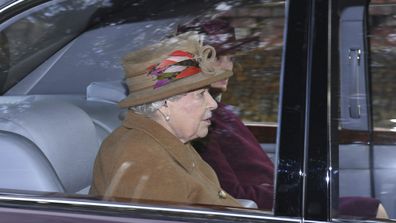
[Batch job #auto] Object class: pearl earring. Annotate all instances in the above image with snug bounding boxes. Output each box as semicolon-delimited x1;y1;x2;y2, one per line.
165;115;170;121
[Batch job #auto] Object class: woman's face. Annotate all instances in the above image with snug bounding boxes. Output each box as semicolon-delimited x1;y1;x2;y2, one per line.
162;88;218;143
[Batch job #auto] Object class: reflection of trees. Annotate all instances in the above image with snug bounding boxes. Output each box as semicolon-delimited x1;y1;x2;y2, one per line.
371;49;396;129
222;1;395;126
6;0;111;66
223;47;281;122
220;2;284;123
0;31;9;92
1;0;114;92
369;2;396;129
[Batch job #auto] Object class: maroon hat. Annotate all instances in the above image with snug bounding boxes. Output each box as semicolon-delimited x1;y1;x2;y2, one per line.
177;18;259;56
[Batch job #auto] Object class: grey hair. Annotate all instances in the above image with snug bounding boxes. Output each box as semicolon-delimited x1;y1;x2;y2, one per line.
129;94;185;117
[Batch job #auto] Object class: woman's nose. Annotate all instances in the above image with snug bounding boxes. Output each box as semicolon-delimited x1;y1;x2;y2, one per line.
206;92;218;110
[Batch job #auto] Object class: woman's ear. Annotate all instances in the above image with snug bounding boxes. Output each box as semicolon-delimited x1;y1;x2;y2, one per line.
158;104;170;122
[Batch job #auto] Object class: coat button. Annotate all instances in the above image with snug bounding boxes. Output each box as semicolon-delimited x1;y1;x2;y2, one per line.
218;190;227;199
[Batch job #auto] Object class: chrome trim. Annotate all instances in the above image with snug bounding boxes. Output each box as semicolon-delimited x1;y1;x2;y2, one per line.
0;0;57;29
244;122;278;127
0;194;300;222
0;0;25;13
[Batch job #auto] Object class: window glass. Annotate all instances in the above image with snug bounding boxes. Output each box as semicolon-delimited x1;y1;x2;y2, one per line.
369;1;396;131
334;0;396;220
0;0;284;216
368;0;396;219
0;0;110;94
221;2;283;123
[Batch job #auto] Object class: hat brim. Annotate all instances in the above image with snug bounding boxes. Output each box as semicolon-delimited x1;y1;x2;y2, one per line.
119;69;233;108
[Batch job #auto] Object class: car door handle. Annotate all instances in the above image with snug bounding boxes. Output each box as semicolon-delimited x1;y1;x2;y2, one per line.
348;48;362;119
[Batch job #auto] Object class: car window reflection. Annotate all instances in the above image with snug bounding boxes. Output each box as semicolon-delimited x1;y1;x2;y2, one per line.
0;0;284;215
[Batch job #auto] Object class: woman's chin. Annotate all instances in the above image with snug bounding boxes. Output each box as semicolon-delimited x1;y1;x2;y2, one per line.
197;128;209;138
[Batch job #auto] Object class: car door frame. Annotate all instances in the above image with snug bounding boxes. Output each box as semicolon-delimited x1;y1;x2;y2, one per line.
274;0;331;221
276;0;393;222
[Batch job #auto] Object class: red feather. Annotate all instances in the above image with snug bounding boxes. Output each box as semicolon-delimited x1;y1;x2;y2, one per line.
147;64;157;71
176;66;201;79
170;50;193;58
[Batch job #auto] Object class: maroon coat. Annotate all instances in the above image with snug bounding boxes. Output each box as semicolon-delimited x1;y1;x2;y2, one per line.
339;196;381;218
194;102;274;209
194;102;383;217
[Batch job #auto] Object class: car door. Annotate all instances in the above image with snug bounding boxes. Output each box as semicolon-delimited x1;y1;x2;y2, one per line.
277;0;395;222
334;0;396;220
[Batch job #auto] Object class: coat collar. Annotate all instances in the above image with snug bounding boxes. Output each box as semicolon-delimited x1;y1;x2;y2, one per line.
122;111;195;173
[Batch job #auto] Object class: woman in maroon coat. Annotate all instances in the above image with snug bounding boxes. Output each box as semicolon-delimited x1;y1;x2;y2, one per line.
178;18;274;209
193;101;275;210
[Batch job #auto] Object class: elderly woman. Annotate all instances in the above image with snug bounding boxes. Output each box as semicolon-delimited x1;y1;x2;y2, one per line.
89;33;241;207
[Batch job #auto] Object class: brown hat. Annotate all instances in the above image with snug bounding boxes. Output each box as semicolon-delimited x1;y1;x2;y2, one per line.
119;32;233;108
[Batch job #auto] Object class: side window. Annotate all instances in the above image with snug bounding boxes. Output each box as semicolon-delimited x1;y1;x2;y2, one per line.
335;0;396;220
368;0;396;219
222;4;283;124
221;1;283;169
370;2;396;131
0;0;105;94
0;0;285;217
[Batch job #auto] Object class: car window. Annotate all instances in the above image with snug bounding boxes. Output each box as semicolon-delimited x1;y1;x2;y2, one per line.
221;3;282;124
370;1;396;131
0;0;111;94
0;0;13;8
367;0;396;219
0;0;284;220
334;0;396;220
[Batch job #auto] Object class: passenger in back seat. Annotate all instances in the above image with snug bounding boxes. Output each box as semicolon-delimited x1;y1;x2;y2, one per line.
89;32;243;208
177;18;274;210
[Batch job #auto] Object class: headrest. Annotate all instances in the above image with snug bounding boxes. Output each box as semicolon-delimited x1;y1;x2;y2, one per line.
86;80;128;104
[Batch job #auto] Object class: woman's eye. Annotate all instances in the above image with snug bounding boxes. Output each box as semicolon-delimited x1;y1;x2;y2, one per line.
199;90;206;97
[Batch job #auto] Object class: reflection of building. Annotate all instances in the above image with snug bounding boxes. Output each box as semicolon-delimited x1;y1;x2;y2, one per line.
369;1;396;129
221;0;396;128
221;2;284;123
223;48;282;123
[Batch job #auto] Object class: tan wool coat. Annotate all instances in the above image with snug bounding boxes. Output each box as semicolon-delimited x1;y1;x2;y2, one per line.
89;111;241;207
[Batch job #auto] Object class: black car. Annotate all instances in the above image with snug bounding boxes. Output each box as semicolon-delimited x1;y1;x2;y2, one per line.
0;0;395;222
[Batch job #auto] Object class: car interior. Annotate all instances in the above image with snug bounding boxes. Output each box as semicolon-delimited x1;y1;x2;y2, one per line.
0;0;395;220
0;18;274;207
